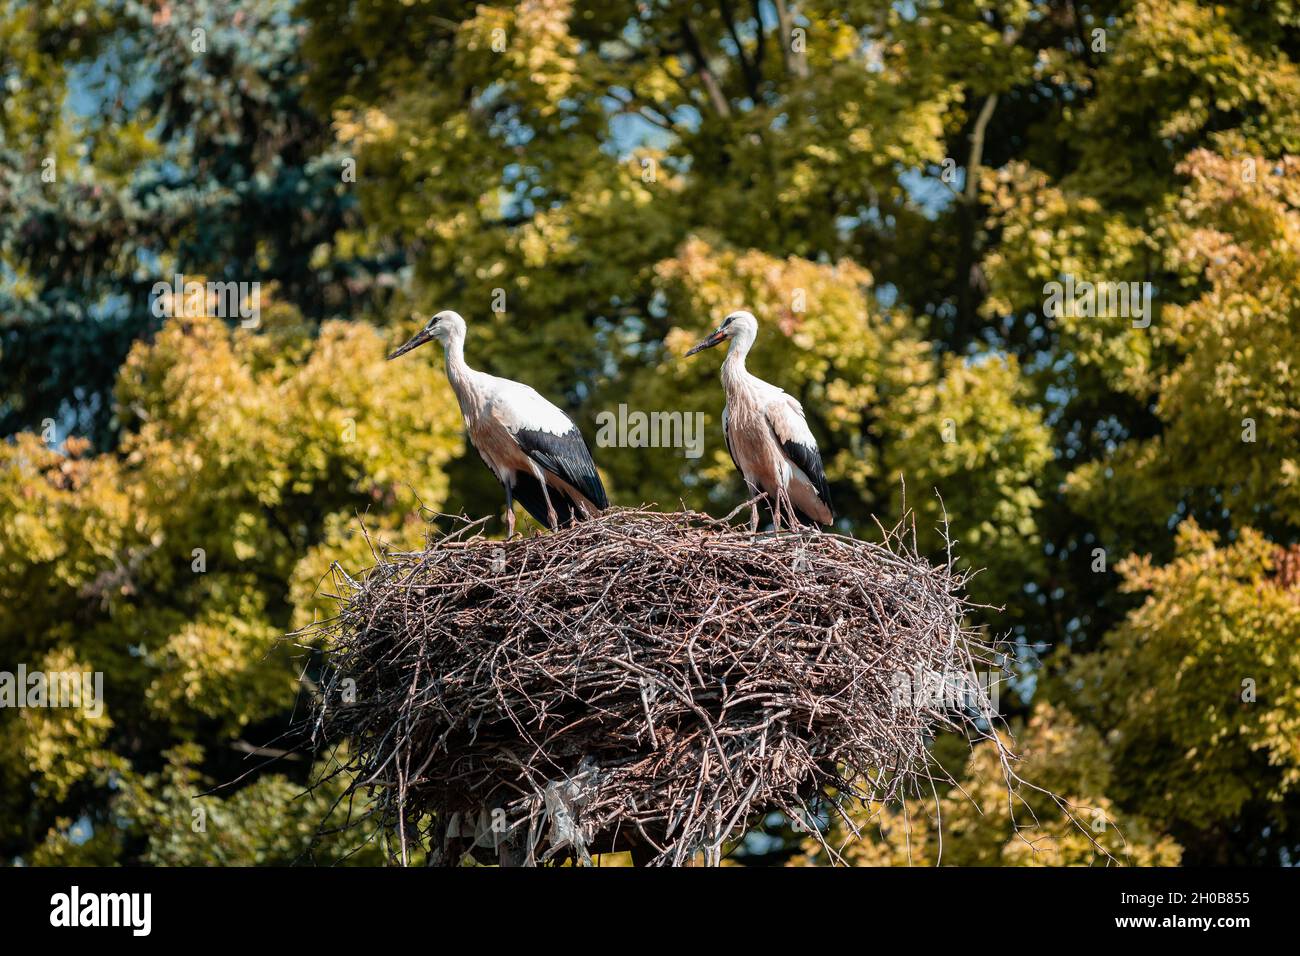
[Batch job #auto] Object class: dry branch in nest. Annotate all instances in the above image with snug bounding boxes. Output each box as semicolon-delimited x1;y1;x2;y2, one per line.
308;506;1010;866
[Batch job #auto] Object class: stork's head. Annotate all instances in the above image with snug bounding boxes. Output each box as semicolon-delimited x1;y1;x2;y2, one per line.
388;310;466;360
685;309;757;356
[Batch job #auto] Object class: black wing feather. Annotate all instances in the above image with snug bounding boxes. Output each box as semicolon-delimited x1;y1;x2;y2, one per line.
514;427;609;511
781;438;834;522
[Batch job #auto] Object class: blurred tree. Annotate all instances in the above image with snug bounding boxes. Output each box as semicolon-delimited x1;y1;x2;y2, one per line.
1053;523;1300;864
5;0;1300;866
30;745;389;866
0;289;462;863
1067;145;1300;546
0;0;398;446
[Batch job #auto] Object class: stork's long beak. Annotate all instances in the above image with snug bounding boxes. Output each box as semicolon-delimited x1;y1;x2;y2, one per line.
685;328;727;356
388;327;433;360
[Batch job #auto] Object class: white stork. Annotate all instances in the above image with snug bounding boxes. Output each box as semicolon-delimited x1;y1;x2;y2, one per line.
685;309;834;531
388;310;608;536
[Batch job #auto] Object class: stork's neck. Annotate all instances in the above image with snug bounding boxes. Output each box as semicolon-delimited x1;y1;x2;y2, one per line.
721;326;755;388
441;335;483;410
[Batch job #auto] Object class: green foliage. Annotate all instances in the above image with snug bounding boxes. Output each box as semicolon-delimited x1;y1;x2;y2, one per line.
30;745;387;866
791;705;1182;867
0;290;461;862
0;0;391;445
1057;524;1300;860
883;353;1053;610
1068;146;1300;547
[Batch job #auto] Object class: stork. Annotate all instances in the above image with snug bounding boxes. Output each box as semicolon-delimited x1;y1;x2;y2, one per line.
388;310;608;537
685;309;833;531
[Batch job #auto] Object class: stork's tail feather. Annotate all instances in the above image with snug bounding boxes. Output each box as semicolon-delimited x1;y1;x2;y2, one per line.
510;472;588;530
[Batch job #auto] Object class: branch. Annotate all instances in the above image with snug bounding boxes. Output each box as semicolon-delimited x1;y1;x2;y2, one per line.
232;740;304;761
772;0;808;79
750;0;768;79
679;16;732;117
964;93;998;205
719;0;760;101
962;19;1023;206
609;86;681;132
1067;0;1098;72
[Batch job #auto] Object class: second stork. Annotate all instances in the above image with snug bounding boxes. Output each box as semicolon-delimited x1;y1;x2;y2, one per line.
686;309;833;531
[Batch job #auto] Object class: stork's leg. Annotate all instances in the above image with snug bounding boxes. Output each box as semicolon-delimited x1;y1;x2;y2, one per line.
504;486;517;540
745;481;761;533
771;490;782;534
536;470;560;529
778;487;798;531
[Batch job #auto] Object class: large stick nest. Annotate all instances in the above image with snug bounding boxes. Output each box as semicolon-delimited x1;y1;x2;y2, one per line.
309;506;1004;866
